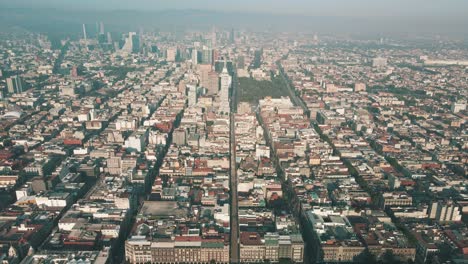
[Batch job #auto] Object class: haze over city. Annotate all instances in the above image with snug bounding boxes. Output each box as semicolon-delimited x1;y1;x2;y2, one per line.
0;1;466;264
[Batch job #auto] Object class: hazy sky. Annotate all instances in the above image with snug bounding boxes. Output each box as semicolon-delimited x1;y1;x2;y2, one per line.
1;0;468;18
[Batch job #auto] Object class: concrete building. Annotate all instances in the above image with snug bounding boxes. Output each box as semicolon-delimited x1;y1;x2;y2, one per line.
187;84;198;107
201;47;213;65
6;75;23;94
239;232;304;263
429;201;462;222
218;62;231;114
173;128;186;146
191;48;198;65
124;132;147;152
125;237;229;264
381;192;413;208
451;101;466;113
167;48;177;62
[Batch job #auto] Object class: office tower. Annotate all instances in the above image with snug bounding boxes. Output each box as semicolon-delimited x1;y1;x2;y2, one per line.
166;48;177;62
6;75;23;94
107;32;112;44
211;27;216;47
96;22;106;44
95;22;100;38
206;71;219;95
121;32;136;53
82;24;87;41
187;84;197;107
212;49;219;66
429;201;462;222
131;33;140;53
179;47;189;61
201;48;213;65
219;61;231;114
99;22;105;35
230;28;235;43
191;49;198;65
114;42;120;52
198;64;212;89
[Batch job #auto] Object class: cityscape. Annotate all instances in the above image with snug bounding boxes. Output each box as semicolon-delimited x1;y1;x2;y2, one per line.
0;1;467;264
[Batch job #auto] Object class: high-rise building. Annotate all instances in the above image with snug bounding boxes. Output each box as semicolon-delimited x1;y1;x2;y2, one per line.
429;201;462;222
230;28;235;44
82;24;87;41
131;34;140;53
97;22;106;44
166;48;177;62
191;49;198;65
206;71;219;95
6;75;23;94
201;47;213;65
99;22;105;35
219;61;231;114
212;49;219;66
211;28;216;48
121;32;136;53
178;80;186;94
172;128;186;146
107;32;112;44
198;64;212;89
187;84;198;107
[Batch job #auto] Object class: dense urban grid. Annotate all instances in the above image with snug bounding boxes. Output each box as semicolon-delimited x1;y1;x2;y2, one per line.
0;22;466;264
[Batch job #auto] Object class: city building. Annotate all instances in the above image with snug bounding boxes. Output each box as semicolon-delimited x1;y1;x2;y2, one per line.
6;75;23;94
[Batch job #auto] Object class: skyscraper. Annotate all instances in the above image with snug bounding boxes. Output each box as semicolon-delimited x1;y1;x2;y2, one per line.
82;24;87;41
219;61;231;114
131;33;140;53
206;71;219;95
107;32;112;44
99;22;105;35
167;48;177;62
6;75;23;94
201;47;213;65
97;22;106;44
187;84;197;107
230;28;235;44
191;49;198;65
121;32;137;54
